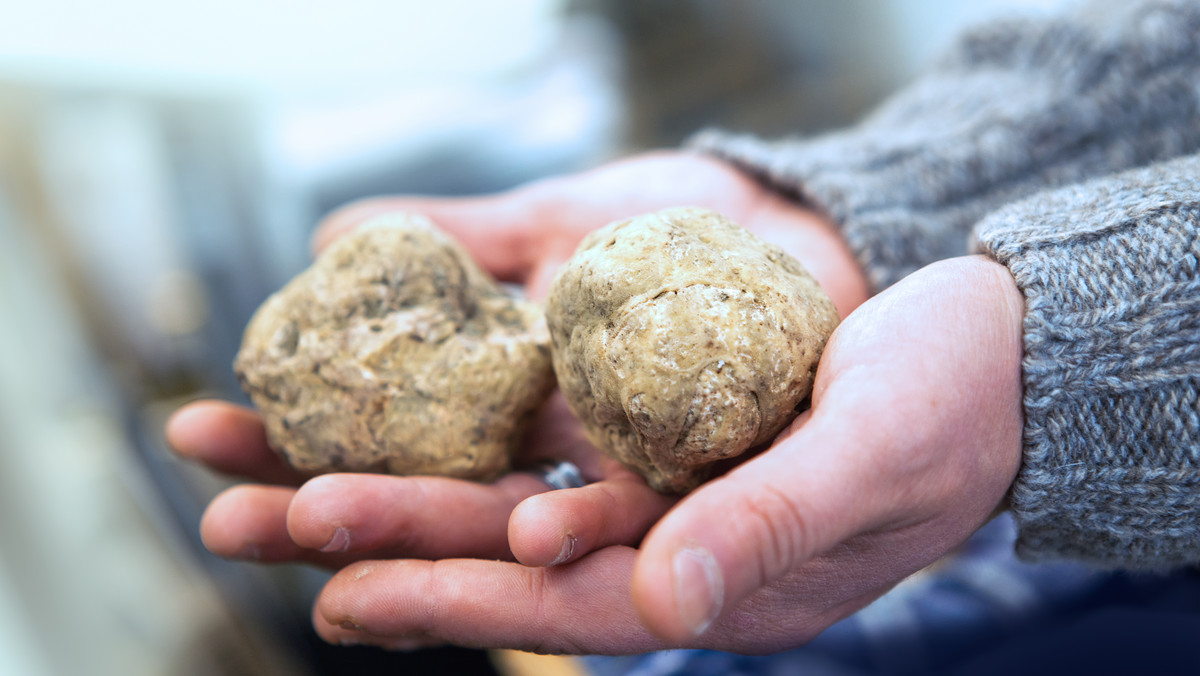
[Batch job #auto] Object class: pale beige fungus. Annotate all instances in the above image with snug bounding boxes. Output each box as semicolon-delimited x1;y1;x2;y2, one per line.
546;207;839;492
235;214;555;481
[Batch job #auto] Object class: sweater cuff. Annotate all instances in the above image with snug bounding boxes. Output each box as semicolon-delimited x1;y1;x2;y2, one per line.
973;154;1200;571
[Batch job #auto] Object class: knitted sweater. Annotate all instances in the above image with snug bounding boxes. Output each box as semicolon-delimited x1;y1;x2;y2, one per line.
692;0;1200;570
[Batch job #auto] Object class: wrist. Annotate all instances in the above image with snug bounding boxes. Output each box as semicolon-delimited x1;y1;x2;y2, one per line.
959;255;1026;516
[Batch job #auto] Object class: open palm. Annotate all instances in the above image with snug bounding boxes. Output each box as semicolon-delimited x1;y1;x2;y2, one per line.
303;256;1024;654
168;151;868;572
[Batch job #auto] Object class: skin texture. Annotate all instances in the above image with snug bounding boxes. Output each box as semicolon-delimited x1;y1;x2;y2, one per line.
167;151;1023;655
235;214;554;480
548;207;839;492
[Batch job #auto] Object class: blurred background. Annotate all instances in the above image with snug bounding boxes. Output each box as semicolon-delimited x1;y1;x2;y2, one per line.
0;1;1066;674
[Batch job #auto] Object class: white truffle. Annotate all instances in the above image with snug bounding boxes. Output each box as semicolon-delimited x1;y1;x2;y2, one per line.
235;214;555;481
546;207;838;492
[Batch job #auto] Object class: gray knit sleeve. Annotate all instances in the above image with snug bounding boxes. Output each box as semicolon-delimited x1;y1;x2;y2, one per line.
690;0;1200;291
973;154;1200;570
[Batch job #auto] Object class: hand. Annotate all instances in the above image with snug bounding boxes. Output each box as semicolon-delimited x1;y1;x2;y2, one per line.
306;255;1024;654
167;150;869;569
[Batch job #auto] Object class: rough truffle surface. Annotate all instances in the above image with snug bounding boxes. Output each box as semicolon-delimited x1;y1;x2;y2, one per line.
546;207;839;492
235;214;555;481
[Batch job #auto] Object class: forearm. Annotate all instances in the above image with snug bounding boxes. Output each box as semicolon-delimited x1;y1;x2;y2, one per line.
692;0;1200;291
974;153;1200;570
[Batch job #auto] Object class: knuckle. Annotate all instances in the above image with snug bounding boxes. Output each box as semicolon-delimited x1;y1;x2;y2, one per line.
527;566;549;624
522;567;590;655
727;481;817;587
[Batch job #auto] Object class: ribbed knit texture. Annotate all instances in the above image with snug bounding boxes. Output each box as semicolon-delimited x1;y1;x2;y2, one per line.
975;156;1200;570
691;0;1200;292
690;0;1200;568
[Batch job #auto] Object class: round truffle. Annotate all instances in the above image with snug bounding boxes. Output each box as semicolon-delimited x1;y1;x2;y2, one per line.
235;214;555;481
546;207;839;492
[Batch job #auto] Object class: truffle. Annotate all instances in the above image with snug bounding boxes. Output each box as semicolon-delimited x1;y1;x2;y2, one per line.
235;214;555;481
546;207;839;492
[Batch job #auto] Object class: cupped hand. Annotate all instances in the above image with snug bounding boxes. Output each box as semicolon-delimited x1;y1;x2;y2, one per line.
167;150;869;570
308;255;1025;654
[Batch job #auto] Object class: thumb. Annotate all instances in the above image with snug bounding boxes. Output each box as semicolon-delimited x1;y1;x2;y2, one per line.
630;412;891;644
629;257;1026;644
311;191;546;284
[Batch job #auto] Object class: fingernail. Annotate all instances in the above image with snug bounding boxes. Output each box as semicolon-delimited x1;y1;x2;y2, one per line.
340;620;362;631
672;546;723;637
550;533;577;566
321;526;351;553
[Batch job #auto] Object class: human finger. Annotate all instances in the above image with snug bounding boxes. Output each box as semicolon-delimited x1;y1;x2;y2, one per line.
630;411;899;644
311;193;544;284
286;472;549;562
313;547;667;655
167;400;310;486
309;545;867;654
200;485;306;562
507;472;678;567
201;484;387;568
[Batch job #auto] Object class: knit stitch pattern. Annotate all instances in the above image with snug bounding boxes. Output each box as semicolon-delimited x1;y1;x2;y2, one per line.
691;0;1200;292
975;155;1200;569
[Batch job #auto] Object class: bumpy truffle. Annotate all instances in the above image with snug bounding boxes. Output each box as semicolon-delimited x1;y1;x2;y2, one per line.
546;207;839;492
235;214;555;481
